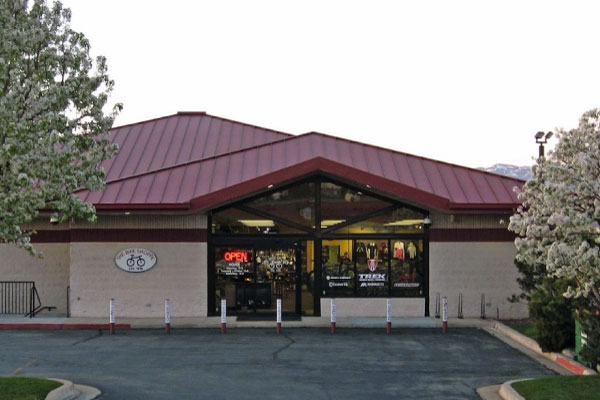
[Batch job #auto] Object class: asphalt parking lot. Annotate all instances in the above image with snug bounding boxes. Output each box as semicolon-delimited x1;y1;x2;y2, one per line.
0;328;555;399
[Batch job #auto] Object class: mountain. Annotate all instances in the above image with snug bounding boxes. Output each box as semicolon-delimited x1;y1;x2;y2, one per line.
478;164;533;180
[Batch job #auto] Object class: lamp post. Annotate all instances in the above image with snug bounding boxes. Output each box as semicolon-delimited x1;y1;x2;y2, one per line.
535;131;553;158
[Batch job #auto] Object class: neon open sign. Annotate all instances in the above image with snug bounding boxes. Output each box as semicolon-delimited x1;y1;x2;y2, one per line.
224;251;249;262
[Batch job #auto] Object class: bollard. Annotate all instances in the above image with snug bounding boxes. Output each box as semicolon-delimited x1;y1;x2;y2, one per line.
442;296;448;333
221;299;227;333
109;298;115;334
165;299;171;334
386;298;392;334
276;298;282;334
330;298;336;334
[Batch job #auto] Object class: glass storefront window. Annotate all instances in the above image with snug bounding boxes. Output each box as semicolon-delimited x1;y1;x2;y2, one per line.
356;240;389;297
320;239;425;298
210;177;429;318
332;207;426;234
321;181;392;226
390;240;424;297
321;239;355;297
246;182;315;227
212;207;305;234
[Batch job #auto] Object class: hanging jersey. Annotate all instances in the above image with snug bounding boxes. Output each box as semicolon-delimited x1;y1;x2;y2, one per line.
366;242;378;260
407;242;417;259
394;241;405;260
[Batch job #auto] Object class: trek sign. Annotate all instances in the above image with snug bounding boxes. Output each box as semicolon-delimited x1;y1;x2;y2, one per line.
115;248;157;273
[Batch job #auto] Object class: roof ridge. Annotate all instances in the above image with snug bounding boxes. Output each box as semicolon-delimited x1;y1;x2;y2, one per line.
301;131;526;184
198;112;294;138
86;134;306;189
110;112;190;130
109;111;295;140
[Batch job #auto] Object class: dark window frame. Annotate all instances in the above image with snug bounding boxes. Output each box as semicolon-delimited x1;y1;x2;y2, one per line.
207;174;430;317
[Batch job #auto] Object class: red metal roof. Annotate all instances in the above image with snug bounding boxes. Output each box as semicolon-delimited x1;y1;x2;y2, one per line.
77;113;524;212
102;112;292;182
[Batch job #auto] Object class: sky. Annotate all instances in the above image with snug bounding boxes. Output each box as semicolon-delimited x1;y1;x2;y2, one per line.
60;0;600;169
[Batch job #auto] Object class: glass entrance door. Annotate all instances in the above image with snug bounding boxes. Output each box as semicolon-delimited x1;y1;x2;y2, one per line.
254;248;296;314
215;245;298;316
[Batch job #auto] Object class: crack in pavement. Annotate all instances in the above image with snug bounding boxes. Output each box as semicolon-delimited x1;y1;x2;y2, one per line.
72;330;103;346
272;334;295;360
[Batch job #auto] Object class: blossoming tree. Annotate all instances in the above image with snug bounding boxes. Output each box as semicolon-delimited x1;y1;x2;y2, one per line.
509;109;600;310
0;0;120;253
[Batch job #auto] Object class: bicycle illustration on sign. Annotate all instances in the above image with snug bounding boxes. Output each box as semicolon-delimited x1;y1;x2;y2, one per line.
126;254;146;268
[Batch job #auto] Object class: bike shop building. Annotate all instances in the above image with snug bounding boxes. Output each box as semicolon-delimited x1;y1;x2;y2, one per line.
0;112;528;320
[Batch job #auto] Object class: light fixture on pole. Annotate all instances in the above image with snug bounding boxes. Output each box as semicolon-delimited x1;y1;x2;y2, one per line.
535;131;553;158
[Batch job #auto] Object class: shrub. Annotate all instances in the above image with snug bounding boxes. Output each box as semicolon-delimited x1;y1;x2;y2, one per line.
529;277;575;352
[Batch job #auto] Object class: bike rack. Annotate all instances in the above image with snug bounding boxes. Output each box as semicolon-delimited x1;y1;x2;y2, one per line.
480;293;486;319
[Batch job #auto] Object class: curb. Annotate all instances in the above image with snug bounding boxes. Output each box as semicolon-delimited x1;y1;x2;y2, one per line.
498;379;529;400
0;323;131;330
46;379;100;400
493;321;597;375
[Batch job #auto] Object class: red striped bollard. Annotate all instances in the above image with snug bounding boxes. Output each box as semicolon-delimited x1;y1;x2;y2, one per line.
109;298;115;334
165;299;171;334
221;299;227;333
442;296;448;333
386;298;392;334
276;298;282;334
330;298;336;334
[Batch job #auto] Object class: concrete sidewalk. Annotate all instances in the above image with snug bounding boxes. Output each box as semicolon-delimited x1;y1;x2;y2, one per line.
0;314;490;329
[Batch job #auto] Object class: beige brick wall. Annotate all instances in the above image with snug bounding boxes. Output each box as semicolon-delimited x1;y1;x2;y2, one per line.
0;243;70;314
429;242;528;319
320;298;425;317
69;242;207;318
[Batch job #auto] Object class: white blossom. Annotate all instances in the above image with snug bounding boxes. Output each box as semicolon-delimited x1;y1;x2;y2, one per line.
0;0;121;254
509;109;600;308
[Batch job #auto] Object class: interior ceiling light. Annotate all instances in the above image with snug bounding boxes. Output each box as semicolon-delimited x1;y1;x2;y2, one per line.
320;219;345;228
239;219;275;227
384;219;425;226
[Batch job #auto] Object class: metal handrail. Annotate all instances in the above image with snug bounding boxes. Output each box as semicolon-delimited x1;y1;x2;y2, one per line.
1;281;35;315
0;281;56;318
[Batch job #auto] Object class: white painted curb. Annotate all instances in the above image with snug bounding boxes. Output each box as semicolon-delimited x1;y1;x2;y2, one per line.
46;378;101;400
498;379;529;400
46;379;77;400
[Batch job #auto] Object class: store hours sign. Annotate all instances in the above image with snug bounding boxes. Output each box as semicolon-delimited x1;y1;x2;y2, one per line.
115;248;157;273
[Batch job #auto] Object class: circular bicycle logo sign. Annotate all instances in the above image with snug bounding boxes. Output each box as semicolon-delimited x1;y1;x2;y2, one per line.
115;248;157;273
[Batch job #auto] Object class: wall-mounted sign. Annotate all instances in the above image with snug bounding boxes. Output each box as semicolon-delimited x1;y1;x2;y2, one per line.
223;250;249;262
115;248;157;273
